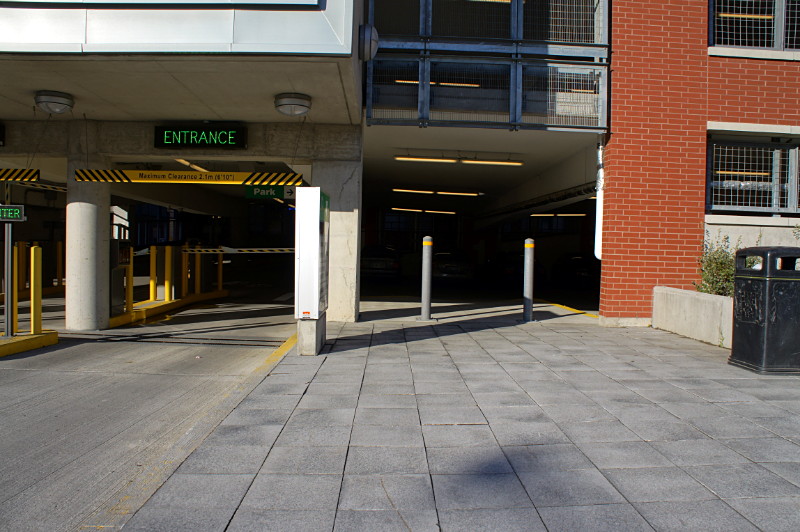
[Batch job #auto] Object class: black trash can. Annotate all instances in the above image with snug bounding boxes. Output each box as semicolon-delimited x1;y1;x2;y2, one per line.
730;247;800;374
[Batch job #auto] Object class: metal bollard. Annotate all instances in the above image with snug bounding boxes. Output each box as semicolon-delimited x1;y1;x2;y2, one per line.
523;238;535;322
420;236;433;321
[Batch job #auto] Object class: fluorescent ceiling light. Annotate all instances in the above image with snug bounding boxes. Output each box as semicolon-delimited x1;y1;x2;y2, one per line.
461;159;523;167
426;210;456;215
436;191;480;197
438;82;480;88
392;207;423;212
558;214;587;217
274;198;285;204
175;158;209;172
392;189;480;197
394;80;481;88
531;214;555;217
394;156;458;164
393;188;435;194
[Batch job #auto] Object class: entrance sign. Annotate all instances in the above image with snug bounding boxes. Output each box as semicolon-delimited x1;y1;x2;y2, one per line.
245;185;296;200
0;169;39;182
0;205;25;222
155;125;247;149
76;169;303;186
295;187;330;320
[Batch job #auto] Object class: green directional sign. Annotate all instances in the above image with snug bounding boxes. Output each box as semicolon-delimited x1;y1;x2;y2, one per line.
0;205;25;222
245;185;297;200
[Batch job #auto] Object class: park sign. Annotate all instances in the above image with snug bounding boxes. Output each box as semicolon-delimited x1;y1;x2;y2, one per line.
154;125;247;150
0;205;25;222
245;185;297;200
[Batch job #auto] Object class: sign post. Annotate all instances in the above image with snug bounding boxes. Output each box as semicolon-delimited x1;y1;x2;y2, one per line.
2;205;26;337
294;188;330;355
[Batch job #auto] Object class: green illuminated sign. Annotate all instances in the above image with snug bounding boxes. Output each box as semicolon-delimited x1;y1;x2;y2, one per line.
0;205;25;222
155;125;247;149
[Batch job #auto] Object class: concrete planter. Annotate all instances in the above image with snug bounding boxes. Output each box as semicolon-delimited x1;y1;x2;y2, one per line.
652;286;733;348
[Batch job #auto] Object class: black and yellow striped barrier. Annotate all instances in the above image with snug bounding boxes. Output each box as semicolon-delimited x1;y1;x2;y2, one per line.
17;182;66;192
76;169;304;186
0;169;39;182
182;247;295;254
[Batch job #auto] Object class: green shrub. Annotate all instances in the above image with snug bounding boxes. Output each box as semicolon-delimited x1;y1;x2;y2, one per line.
694;234;737;297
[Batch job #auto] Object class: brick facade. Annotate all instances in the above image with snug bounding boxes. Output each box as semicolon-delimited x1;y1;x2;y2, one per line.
601;0;800;320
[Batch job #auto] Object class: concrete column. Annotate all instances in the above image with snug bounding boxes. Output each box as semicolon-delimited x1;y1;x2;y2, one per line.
310;160;362;322
66;123;111;331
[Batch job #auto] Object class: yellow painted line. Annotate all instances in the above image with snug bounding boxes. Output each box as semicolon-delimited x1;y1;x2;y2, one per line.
255;334;297;373
525;243;535;248
537;299;599;319
422;241;433;246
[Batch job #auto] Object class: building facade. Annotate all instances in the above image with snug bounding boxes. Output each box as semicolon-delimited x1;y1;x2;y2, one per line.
0;0;798;328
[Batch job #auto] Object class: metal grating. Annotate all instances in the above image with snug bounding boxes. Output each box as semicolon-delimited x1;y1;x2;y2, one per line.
521;65;601;127
523;0;601;43
786;0;800;48
372;0;420;36
429;62;510;123
714;0;776;48
371;60;420;121
709;144;797;212
430;0;511;39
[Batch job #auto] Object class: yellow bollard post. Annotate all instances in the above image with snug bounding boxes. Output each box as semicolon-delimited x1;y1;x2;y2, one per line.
56;241;64;287
17;242;27;291
30;246;42;335
217;251;223;291
164;246;173;302
194;249;202;294
125;261;134;313
181;244;189;298
149;245;157;301
12;244;18;334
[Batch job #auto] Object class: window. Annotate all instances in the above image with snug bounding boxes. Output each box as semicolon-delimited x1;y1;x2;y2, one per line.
708;142;800;213
712;0;800;50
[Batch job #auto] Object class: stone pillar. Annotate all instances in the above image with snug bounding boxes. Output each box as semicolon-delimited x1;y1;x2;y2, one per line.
65;122;111;331
310;160;362;322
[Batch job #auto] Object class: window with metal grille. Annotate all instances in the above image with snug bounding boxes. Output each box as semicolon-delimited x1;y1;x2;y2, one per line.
372;0;420;37
370;60;420;121
367;58;606;129
521;65;601;127
431;0;511;39
523;0;600;44
712;0;800;50
369;0;606;44
429;62;510;123
708;143;800;213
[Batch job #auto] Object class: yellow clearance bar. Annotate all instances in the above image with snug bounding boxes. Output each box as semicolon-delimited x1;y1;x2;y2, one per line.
182;247;295;254
0;169;40;182
76;169;304;186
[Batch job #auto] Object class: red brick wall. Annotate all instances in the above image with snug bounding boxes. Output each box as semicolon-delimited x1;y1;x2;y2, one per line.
602;0;709;320
603;2;800;320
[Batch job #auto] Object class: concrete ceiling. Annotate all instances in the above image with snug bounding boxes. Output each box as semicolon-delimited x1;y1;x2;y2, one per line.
0;54;360;124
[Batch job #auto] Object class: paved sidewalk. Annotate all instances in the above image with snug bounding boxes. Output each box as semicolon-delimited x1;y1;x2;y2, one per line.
125;302;800;532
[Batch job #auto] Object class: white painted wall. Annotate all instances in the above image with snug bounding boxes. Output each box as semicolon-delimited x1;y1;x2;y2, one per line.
0;1;354;54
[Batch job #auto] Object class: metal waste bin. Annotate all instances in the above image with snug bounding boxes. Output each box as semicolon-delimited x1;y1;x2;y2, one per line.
730;247;800;374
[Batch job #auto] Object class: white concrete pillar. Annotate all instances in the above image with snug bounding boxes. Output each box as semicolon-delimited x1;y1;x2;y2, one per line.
65;135;111;330
310;160;362;322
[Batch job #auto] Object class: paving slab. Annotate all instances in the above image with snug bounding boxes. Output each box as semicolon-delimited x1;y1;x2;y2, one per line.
10;298;800;531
